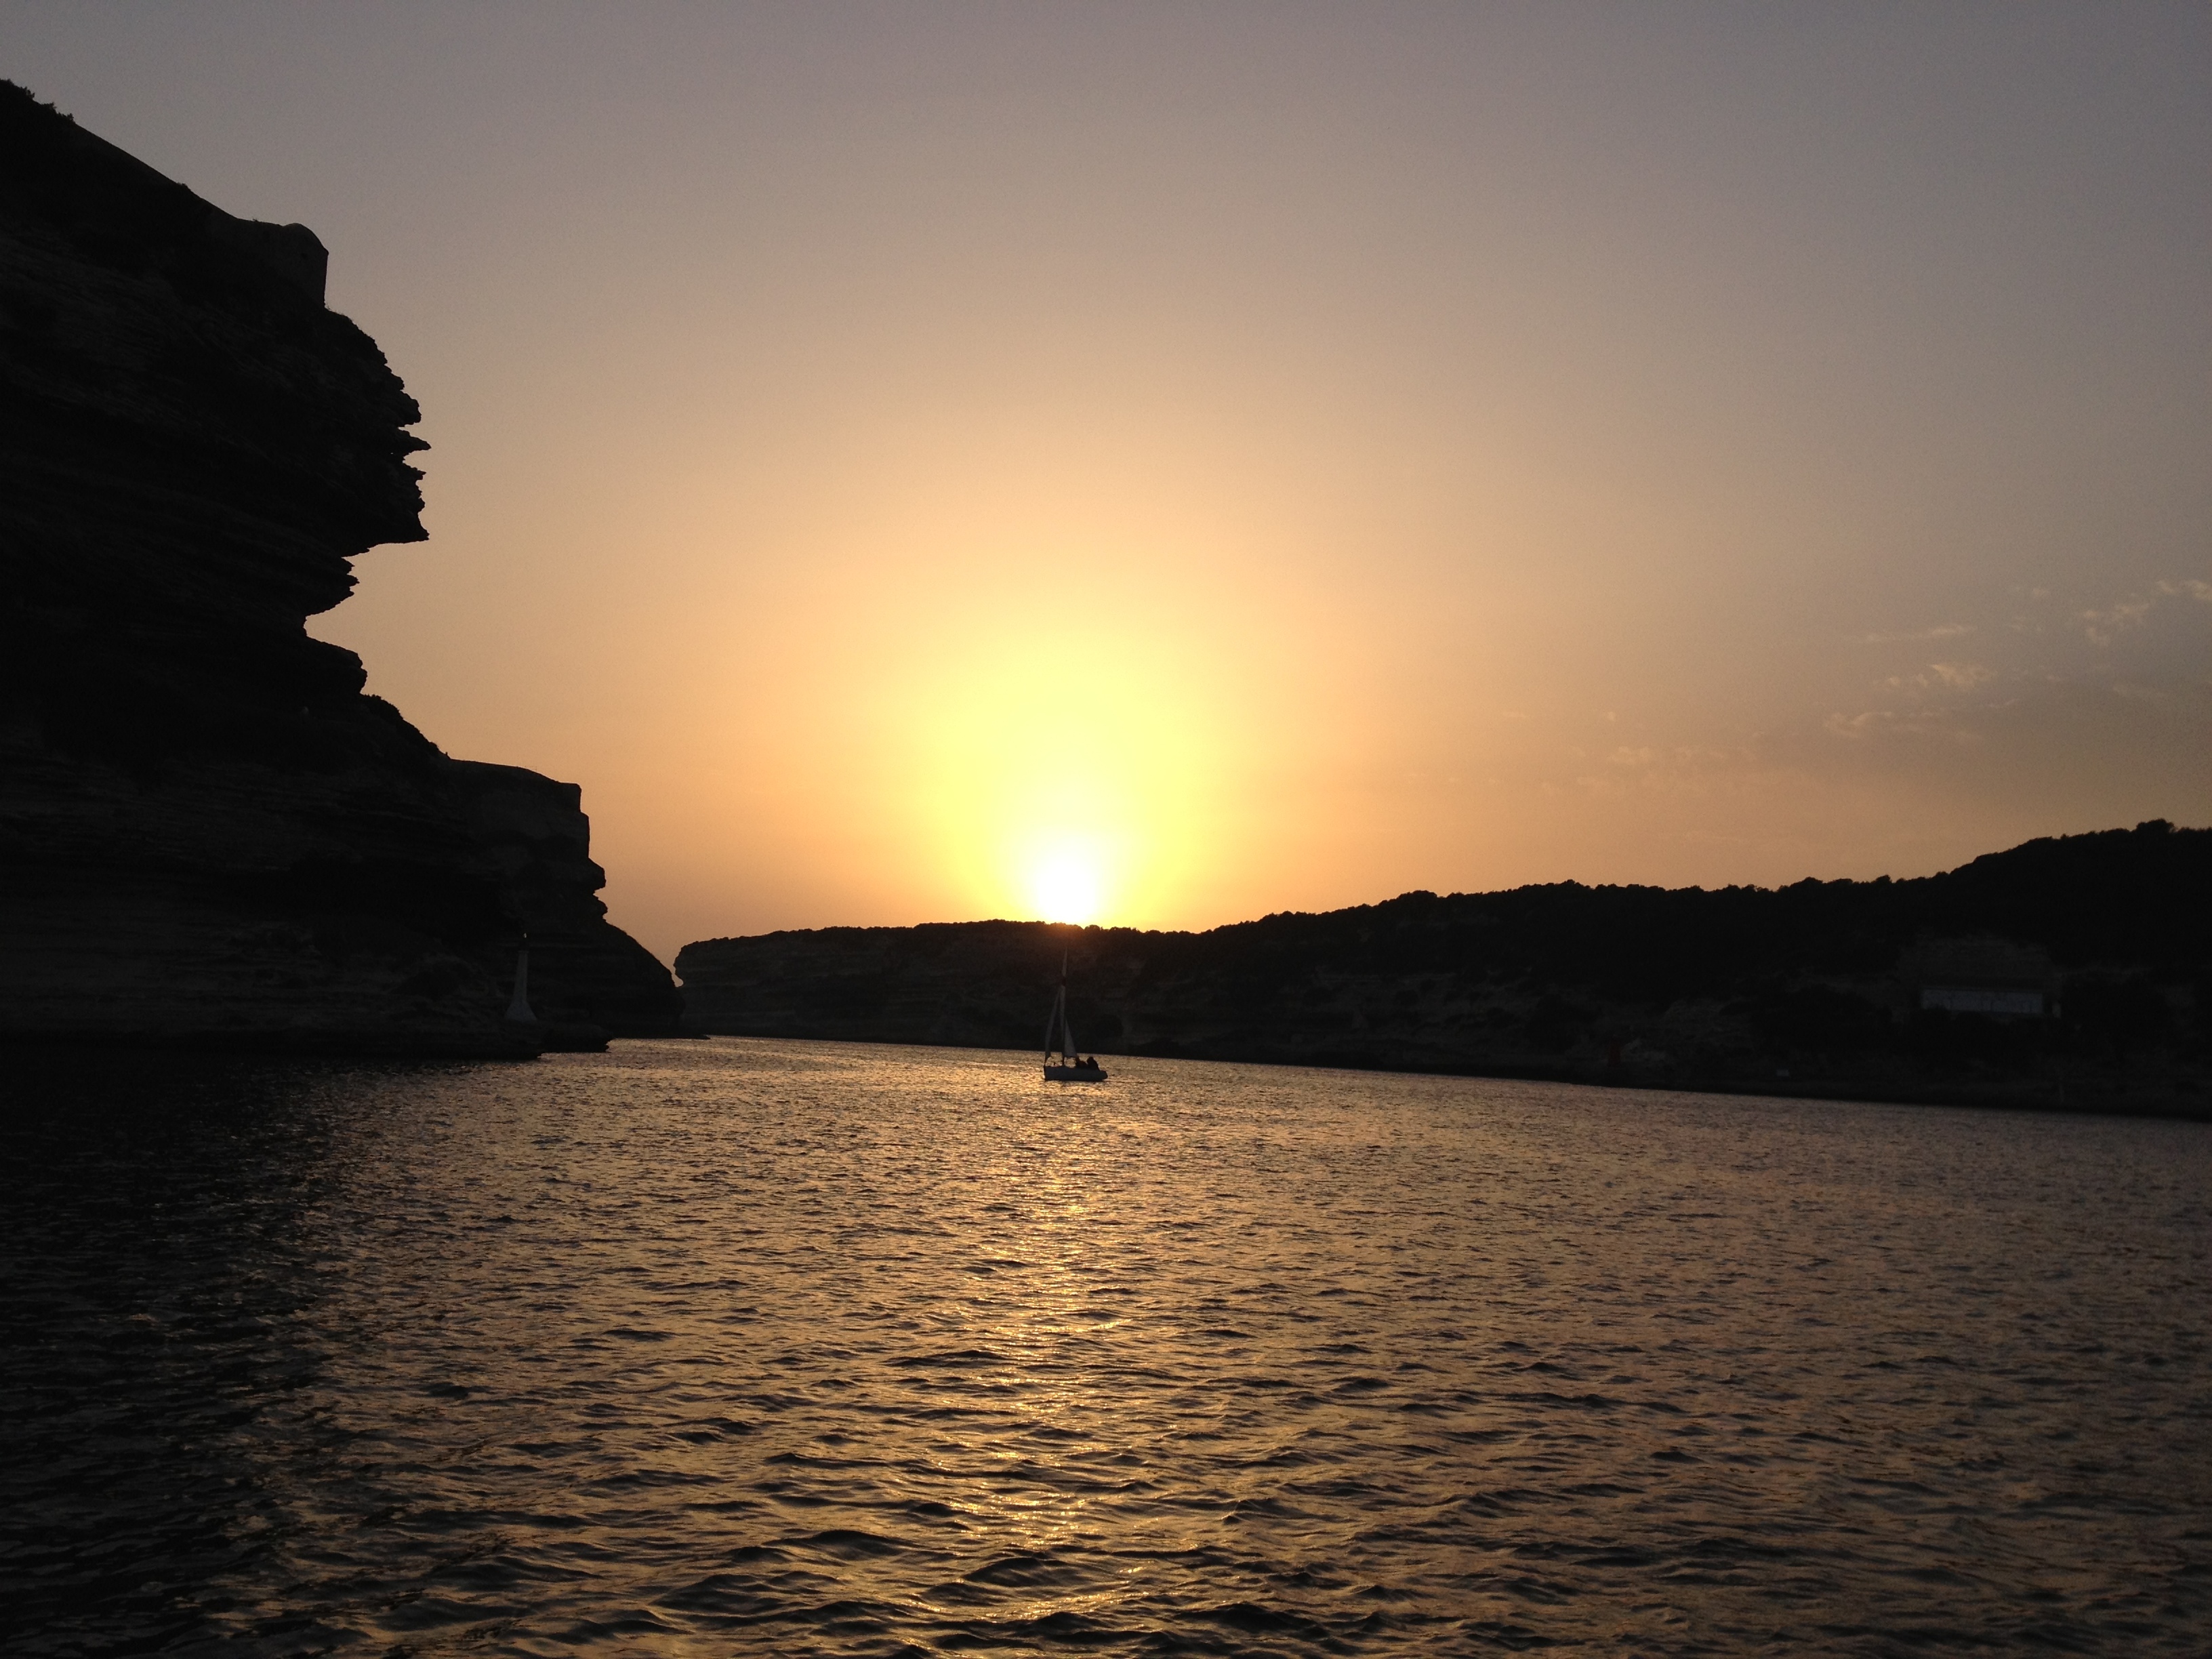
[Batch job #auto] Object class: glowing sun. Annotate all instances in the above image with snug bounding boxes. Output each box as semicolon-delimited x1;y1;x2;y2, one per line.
1027;846;1104;924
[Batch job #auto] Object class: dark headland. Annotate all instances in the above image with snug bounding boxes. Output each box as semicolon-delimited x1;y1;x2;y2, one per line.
678;821;2212;1119
0;83;677;1054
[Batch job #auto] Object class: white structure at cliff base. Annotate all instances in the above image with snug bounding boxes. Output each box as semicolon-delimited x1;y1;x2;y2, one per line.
506;939;536;1024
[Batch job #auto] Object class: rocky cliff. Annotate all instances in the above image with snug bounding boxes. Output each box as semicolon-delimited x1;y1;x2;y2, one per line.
676;822;2211;1117
0;83;678;1052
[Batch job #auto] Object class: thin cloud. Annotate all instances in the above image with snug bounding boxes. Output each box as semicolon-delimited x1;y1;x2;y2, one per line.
2078;577;2212;645
1930;661;1996;689
2081;597;2152;646
1858;623;1973;644
1825;708;1981;744
1883;661;1997;693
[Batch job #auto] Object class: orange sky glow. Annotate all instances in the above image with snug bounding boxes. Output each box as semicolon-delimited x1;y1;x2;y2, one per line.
10;4;2208;959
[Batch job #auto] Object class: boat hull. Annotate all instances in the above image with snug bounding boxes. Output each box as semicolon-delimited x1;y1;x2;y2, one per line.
1043;1064;1107;1082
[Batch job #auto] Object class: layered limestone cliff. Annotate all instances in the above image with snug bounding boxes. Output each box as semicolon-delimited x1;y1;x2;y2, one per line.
0;83;677;1052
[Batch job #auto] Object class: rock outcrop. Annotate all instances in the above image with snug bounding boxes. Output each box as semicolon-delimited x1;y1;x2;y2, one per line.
676;822;2211;1118
0;82;678;1052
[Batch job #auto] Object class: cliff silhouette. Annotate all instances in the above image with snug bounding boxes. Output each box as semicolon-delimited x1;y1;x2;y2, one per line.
0;83;676;1052
677;822;2211;1118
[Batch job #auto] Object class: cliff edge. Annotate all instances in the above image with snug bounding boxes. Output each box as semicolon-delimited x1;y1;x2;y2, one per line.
0;83;678;1052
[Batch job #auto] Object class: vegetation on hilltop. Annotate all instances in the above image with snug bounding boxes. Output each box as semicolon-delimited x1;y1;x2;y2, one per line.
678;822;2209;1116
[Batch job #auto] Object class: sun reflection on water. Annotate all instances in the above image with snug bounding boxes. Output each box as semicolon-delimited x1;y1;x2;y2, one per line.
12;1040;2206;1653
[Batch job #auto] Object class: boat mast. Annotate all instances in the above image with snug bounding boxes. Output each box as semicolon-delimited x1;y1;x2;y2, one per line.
1044;956;1067;1061
1049;953;1079;1063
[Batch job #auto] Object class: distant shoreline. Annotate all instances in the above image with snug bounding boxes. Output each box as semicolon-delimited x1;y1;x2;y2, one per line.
674;821;2211;1127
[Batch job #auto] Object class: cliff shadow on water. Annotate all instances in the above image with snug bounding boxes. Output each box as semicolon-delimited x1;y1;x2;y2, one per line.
0;82;676;1053
677;821;2212;1120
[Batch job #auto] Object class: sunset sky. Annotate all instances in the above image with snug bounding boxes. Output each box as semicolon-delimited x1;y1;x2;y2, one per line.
7;3;2207;960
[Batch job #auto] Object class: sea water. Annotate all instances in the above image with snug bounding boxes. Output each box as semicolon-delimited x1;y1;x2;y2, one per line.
2;1038;2206;1655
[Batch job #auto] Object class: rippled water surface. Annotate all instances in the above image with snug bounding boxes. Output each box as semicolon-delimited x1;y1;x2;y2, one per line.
3;1039;2209;1656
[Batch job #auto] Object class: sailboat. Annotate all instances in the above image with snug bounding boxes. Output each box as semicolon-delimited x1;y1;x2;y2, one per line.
1042;956;1107;1082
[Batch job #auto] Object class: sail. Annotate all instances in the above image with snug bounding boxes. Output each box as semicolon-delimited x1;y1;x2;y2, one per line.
1042;955;1095;1070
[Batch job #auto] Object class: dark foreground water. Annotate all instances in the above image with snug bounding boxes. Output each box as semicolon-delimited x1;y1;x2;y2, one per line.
3;1040;2207;1656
